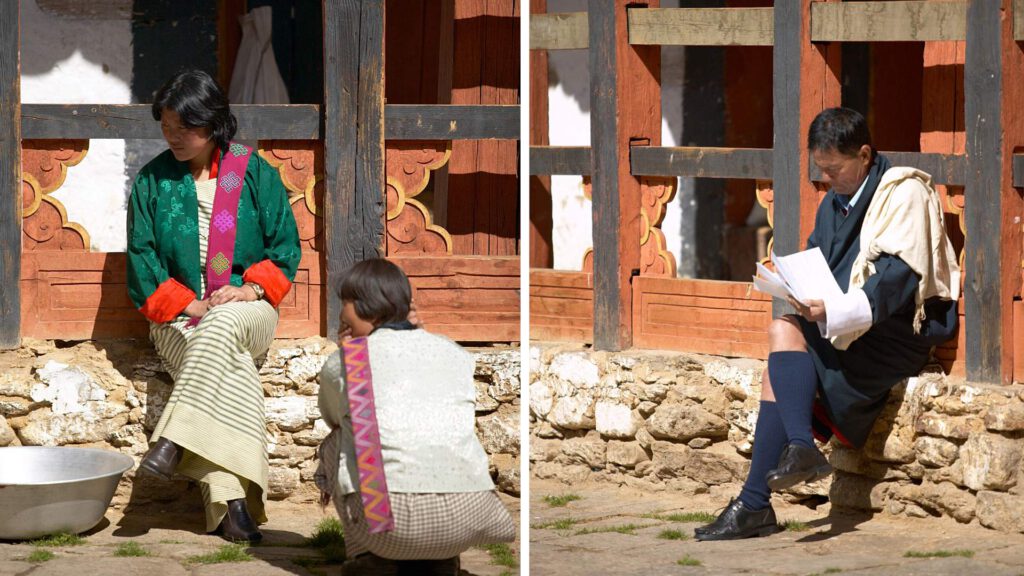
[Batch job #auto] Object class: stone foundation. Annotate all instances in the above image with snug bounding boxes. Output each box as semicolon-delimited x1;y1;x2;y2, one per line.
0;337;520;508
530;343;1024;533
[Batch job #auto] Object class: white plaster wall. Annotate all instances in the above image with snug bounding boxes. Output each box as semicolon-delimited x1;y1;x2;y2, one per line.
546;0;686;273
20;0;132;252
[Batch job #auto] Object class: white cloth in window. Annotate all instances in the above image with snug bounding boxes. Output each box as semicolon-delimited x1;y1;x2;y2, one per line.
228;6;290;104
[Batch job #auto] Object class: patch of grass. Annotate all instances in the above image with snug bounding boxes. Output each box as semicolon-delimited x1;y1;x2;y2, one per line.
574;523;645;536
306;517;345;549
158;539;186;545
186;543;255;565
30;532;85;547
481;543;517;568
641;511;717;524
113;541;150;557
321;542;346;564
677;555;702;567
808;570;843;576
531;517;580;530
783;520;811;532
542;493;582;507
656;529;689;541
26;550;55;563
904;549;975;559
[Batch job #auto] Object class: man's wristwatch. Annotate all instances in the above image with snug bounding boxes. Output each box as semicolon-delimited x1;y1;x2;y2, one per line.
245;282;265;301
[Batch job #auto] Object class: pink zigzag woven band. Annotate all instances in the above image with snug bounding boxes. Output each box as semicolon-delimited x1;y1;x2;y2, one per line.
343;337;395;534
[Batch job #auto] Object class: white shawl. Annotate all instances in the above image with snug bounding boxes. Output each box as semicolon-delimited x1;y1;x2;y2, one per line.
831;167;961;350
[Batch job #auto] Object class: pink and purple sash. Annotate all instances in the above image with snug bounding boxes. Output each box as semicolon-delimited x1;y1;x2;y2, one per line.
342;337;395;534
187;142;252;327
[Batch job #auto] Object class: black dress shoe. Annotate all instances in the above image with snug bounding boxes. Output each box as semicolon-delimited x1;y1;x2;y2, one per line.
215;498;263;543
766;443;833;492
694;499;781;541
138;438;183;481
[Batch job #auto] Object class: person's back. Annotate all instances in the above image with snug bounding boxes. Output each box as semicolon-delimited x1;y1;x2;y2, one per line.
315;259;514;575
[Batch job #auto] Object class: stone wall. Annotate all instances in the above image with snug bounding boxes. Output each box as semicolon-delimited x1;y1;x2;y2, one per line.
530;343;1024;533
0;337;520;508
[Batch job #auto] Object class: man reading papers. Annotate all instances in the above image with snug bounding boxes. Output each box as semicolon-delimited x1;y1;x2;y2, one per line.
696;107;960;541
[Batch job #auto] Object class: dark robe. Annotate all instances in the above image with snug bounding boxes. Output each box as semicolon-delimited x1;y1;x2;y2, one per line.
796;153;959;448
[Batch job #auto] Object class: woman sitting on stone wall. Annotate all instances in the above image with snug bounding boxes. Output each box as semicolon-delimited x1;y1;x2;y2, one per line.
127;69;301;542
696;107;961;541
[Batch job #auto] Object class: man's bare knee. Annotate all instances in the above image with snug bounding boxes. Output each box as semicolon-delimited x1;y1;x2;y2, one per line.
768;316;807;353
761;369;775;402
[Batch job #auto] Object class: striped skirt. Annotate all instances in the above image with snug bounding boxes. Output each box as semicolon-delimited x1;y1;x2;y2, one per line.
149;300;278;532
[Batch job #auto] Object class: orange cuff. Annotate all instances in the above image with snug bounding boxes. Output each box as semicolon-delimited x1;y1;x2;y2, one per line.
139;278;196;323
243;259;292;307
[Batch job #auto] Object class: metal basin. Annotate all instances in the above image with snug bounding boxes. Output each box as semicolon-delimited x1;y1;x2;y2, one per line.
0;446;134;540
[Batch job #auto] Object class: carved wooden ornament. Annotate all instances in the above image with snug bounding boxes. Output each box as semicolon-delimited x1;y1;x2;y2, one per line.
385;141;453;255
21;140;90;251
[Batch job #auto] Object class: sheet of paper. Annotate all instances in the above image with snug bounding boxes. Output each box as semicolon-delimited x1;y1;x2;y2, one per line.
752;274;793;300
771;247;843;302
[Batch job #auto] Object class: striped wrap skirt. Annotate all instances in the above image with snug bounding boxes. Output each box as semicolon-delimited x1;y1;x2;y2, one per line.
149;300;278;531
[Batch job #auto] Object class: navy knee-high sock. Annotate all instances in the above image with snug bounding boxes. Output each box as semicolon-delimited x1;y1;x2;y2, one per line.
738;401;786;511
769;351;818;449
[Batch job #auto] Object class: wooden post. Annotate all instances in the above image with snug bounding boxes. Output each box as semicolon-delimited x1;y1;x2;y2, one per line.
530;0;553;268
964;0;1023;383
771;0;840;317
0;1;20;348
323;0;386;340
589;0;660;351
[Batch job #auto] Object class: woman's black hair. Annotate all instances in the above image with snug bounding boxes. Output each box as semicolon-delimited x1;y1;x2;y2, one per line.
151;69;237;151
338;259;412;325
807;107;873;158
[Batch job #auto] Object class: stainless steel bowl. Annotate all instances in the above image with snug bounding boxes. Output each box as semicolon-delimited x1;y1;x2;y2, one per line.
0;446;134;540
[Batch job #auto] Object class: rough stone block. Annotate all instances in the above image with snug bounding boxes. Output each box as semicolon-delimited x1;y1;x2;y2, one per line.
915;412;984;440
914;436;959;468
829;474;890;511
594;401;639;439
474;380;500;413
649;441;744;485
265;397;312;432
0;415;14;447
476;407;519;456
548;395;595;430
530;437;562;463
960;434;1022;491
606;440;649;468
896;481;975;523
548;352;600;388
558;434;607;469
530;379;553;418
647;404;728;442
268;466;300;500
976;491;1024;533
985;403;1024;432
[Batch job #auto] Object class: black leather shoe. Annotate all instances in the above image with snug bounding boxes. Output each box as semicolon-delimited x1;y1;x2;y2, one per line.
138;438;183;481
694;499;781;541
216;498;263;543
766;443;833;492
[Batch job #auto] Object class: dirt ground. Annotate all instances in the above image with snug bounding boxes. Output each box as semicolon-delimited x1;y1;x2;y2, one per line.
529;478;1024;576
0;496;520;576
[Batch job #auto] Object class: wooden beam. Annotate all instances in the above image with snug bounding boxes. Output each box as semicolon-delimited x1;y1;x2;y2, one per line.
529;146;591;175
628;7;773;46
22;103;518;141
590;0;660;351
353;0;386;266
0;1;19;348
773;0;841;317
530;12;588;50
811;1;967;42
531;0;554;269
21;104;321;140
385;105;519;139
964;0;1022;384
809;152;966;187
630;146;772;179
324;0;358;340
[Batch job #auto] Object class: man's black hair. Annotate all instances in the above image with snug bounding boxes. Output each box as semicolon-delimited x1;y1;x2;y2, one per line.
807;107;873;157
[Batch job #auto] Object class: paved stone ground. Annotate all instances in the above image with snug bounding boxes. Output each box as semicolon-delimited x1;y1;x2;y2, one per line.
0;497;520;576
530;479;1024;576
